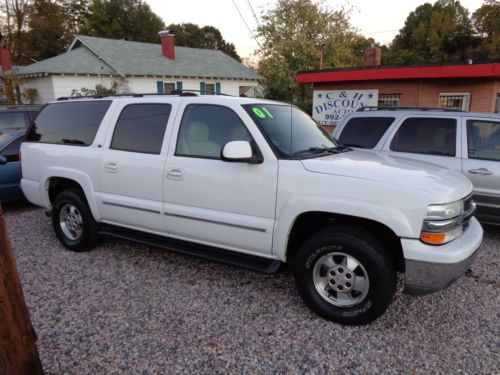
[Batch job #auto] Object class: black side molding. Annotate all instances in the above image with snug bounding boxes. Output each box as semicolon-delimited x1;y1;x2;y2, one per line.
98;224;282;274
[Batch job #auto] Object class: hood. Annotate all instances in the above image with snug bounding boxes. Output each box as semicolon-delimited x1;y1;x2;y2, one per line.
301;149;472;201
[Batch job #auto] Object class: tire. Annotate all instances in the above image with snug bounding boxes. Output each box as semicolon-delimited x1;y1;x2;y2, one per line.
52;189;98;252
294;226;396;325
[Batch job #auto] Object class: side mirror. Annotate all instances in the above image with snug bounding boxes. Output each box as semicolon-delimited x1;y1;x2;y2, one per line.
222;141;262;164
0;155;7;165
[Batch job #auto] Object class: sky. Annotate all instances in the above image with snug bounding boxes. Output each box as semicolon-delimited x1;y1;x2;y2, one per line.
145;0;484;60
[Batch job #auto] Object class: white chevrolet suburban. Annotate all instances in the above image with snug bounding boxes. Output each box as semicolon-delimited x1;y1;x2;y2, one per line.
21;93;483;325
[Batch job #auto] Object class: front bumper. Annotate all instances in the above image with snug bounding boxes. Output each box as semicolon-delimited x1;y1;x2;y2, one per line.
402;217;483;296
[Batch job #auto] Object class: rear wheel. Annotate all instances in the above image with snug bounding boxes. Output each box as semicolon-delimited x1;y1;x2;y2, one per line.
294;226;396;325
52;189;98;252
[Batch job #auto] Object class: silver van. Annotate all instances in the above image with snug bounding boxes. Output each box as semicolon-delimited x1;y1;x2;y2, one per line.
333;107;500;225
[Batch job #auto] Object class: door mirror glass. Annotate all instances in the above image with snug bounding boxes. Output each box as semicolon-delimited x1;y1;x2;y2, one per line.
0;155;7;165
222;141;256;162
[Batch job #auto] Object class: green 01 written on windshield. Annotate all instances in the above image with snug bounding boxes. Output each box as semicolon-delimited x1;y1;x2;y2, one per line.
243;104;350;158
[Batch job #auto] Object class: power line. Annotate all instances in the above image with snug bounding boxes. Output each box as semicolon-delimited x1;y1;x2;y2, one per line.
247;0;262;28
232;0;261;48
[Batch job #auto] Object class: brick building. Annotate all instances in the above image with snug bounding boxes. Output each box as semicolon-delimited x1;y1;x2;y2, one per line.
296;62;500;132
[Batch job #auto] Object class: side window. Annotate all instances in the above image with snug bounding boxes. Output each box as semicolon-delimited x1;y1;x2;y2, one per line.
390;117;457;157
338;117;394;149
176;104;252;159
110;104;171;154
26;101;112;145
1;136;23;162
467;120;500;161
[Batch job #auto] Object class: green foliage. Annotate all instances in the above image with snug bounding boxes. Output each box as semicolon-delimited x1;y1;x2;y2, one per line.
472;0;500;60
386;0;498;64
83;0;165;43
256;0;369;102
167;23;240;61
24;0;71;61
70;82;118;97
21;87;37;103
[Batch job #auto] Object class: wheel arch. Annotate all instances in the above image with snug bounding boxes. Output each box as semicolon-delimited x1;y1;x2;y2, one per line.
284;211;405;272
42;170;100;221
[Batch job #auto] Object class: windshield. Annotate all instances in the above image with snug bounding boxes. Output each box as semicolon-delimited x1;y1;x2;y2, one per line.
0;132;16;150
243;104;338;157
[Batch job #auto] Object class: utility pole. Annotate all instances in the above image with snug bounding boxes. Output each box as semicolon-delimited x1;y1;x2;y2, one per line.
319;43;326;70
0;204;44;375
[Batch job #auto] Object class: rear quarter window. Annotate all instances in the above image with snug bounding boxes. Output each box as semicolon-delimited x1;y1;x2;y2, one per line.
338;117;394;149
26;101;112;146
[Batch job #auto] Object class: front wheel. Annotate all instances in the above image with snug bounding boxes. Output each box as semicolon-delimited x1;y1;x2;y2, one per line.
294;226;396;325
52;189;98;252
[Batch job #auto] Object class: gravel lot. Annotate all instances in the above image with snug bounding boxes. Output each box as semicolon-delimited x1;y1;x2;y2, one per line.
4;202;500;374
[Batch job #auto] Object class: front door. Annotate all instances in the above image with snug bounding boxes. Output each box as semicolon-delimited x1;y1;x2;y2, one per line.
163;103;278;256
97;103;173;233
462;117;500;223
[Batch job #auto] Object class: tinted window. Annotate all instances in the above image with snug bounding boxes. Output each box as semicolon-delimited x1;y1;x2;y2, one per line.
339;117;394;149
111;104;171;154
176;105;252;158
26;101;111;145
1;135;23;162
467;120;500;161
390;117;456;157
0;112;27;130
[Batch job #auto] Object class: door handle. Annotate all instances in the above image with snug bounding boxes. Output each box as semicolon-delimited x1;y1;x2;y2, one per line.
468;168;492;176
104;162;118;173
166;167;184;180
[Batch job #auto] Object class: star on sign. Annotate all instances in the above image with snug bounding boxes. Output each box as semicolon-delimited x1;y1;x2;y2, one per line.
368;93;373;99
318;93;323;99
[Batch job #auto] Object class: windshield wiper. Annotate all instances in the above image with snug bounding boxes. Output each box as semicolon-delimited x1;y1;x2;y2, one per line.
293;146;338;156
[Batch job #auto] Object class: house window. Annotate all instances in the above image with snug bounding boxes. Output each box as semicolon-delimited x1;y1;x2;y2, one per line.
439;93;470;111
205;83;215;95
163;82;176;94
378;94;401;107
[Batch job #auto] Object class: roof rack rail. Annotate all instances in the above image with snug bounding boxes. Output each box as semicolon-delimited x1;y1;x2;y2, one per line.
56;89;232;101
357;106;465;112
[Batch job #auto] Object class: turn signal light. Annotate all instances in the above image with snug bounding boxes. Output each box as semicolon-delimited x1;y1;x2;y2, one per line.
420;232;446;245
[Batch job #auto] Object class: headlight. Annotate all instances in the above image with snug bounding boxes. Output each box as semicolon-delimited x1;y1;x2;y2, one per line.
426;200;464;220
420;199;469;245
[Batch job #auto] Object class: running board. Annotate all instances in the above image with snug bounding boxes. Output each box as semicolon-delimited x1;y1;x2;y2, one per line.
98;225;282;274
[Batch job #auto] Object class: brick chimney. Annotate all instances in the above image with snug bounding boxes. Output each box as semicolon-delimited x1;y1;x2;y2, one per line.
363;45;381;66
0;39;12;72
159;30;175;60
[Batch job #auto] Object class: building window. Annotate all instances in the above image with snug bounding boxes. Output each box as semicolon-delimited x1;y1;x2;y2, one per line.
163;82;175;93
205;83;215;95
439;93;470;111
495;94;499;113
378;94;401;107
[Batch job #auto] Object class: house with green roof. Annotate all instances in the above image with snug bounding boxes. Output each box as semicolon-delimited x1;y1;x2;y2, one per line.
13;31;263;103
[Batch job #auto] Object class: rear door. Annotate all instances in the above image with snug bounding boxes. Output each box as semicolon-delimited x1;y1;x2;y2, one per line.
462;116;500;223
382;115;462;171
97;100;177;233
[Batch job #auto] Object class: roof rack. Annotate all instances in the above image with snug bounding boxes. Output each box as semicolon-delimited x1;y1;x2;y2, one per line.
357;106;465;112
56;89;232;101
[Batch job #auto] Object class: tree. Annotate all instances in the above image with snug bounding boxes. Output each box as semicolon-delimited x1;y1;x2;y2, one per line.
166;23;240;61
83;0;165;43
256;0;368;103
385;0;481;64
472;0;500;60
0;0;31;63
23;0;71;61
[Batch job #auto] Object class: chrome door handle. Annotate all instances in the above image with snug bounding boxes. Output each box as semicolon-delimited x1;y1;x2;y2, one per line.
166;168;184;180
104;162;118;173
468;168;492;176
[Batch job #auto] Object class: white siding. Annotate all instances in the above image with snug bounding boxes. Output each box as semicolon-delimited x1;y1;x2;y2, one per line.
21;75;261;104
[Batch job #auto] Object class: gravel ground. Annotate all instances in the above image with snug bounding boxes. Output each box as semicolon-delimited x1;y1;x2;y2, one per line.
4;202;500;375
